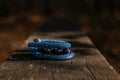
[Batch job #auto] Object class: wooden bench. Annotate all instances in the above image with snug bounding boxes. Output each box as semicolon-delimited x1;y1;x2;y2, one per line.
0;19;120;80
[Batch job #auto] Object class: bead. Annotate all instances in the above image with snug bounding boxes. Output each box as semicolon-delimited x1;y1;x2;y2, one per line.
65;50;71;53
33;39;39;42
56;49;63;54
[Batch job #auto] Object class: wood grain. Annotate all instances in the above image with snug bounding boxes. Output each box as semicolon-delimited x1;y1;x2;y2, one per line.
0;32;119;80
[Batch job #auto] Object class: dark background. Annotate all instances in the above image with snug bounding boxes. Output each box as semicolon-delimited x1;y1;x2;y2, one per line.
0;0;120;74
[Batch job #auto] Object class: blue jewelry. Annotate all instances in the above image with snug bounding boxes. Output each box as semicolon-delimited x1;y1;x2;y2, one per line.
28;38;74;60
28;39;71;49
32;52;74;60
28;47;71;54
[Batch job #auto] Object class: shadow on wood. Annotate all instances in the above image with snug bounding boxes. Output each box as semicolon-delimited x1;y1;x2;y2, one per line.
37;17;79;32
8;53;35;61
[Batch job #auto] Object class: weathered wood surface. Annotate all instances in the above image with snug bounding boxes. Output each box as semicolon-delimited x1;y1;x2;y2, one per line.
0;31;120;80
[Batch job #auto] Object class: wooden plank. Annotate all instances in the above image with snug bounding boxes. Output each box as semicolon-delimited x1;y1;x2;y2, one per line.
0;31;120;80
84;48;120;80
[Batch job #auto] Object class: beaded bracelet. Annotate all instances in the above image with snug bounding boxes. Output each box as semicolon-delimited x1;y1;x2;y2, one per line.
28;47;71;54
28;38;74;60
28;39;71;49
32;52;74;60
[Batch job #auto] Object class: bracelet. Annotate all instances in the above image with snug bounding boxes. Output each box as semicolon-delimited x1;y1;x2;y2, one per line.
28;38;74;60
28;47;71;54
32;52;74;60
28;39;71;49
